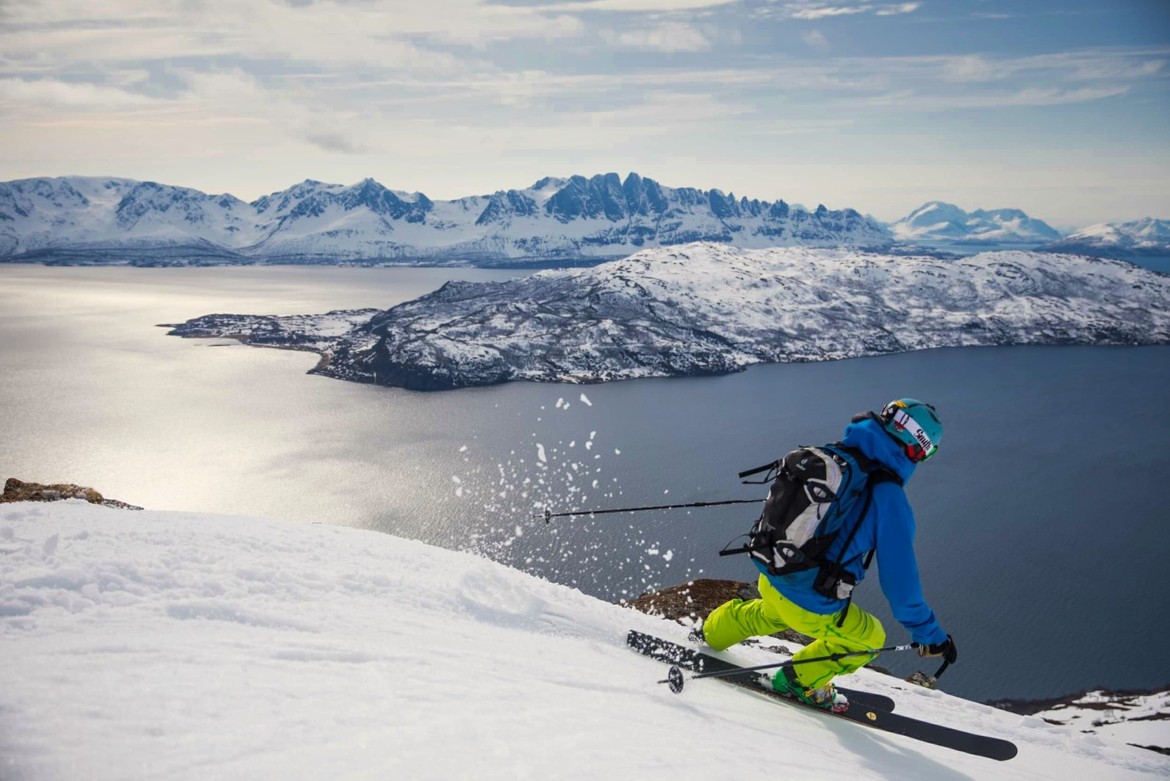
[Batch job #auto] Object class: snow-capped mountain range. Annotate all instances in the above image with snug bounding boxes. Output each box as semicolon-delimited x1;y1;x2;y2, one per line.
5;174;1164;264
890;201;1063;245
1042;218;1170;257
0;174;890;265
166;243;1170;391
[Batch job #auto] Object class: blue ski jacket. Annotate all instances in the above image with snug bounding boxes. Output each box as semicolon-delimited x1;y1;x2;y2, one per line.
754;417;948;646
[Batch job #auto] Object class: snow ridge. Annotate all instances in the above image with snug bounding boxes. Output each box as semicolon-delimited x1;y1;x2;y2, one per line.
167;243;1170;391
890;201;1062;244
1042;218;1170;258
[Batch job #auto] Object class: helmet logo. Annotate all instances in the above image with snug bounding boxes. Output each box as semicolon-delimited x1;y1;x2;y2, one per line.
893;408;935;455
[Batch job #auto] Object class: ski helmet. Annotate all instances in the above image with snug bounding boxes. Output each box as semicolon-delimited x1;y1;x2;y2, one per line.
878;398;942;463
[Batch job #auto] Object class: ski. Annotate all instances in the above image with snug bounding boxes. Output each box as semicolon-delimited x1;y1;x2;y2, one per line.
627;629;896;711
627;630;1018;762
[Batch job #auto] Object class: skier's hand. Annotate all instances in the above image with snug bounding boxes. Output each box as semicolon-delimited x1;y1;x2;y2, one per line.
917;635;957;665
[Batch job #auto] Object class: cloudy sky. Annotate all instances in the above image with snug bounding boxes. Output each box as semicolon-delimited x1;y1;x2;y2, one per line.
1;0;1167;227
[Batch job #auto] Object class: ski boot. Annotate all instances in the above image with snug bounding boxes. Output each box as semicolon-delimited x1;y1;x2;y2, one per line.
768;666;849;713
687;621;706;645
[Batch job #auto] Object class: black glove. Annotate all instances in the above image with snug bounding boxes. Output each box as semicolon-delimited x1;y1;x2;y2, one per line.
917;634;957;665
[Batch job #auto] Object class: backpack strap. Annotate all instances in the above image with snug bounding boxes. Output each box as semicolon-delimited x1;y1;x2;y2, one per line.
824;445;902;627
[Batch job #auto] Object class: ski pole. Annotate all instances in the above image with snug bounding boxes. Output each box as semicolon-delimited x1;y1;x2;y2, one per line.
925;658;953;687
659;643;918;694
535;498;761;524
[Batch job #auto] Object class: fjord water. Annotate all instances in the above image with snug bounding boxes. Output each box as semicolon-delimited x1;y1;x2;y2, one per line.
2;264;1168;702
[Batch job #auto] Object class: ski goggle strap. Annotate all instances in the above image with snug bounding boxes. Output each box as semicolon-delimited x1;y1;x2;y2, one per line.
889;407;938;462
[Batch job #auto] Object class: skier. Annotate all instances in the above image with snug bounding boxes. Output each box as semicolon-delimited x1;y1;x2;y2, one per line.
693;398;958;712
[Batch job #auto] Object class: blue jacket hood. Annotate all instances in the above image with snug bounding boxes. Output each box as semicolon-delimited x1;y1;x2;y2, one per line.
841;416;916;484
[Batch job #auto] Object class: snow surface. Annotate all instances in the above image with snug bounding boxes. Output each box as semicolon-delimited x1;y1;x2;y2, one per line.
2;500;1168;780
1030;690;1170;750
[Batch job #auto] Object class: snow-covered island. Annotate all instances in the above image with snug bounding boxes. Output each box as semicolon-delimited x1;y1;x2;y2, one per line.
3;499;1168;779
166;243;1170;391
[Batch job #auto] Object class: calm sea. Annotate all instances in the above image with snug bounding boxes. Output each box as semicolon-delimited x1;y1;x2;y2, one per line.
2;263;1168;701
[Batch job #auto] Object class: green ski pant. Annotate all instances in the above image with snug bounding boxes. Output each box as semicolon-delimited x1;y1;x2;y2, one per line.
702;574;886;689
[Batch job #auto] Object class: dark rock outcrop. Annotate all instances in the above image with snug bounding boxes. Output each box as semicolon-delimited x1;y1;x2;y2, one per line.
623;577;813;647
2;477;142;510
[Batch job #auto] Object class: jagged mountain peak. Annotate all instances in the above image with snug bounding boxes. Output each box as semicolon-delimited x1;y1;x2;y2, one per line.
529;176;569;194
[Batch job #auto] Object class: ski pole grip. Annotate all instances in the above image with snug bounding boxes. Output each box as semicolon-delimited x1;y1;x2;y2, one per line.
738;460;778;480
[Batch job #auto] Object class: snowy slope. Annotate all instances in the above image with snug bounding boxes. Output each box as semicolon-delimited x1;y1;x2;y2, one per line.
2;500;1167;780
1042;218;1170;258
1023;690;1170;751
890;201;1062;244
168;243;1170;390
0;173;891;264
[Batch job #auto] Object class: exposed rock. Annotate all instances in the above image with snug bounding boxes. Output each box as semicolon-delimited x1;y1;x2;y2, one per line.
623;578;814;647
2;478;142;510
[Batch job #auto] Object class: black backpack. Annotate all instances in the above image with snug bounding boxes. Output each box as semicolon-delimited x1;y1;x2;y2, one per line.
722;444;901;621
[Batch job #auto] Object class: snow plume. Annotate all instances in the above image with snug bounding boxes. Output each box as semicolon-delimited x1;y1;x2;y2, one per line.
2;501;1167;779
450;400;686;600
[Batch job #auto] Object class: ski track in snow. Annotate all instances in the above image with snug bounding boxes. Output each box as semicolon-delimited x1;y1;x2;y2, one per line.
2;500;1168;781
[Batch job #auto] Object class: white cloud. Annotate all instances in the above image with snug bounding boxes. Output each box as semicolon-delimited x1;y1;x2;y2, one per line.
802;30;831;51
306;133;369;155
941;55;1002;83
768;1;921;20
933;49;1169;85
862;85;1131;110
0;77;158;109
789;5;867;20
541;0;740;11
874;2;919;16
0;0;584;70
604;21;712;51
